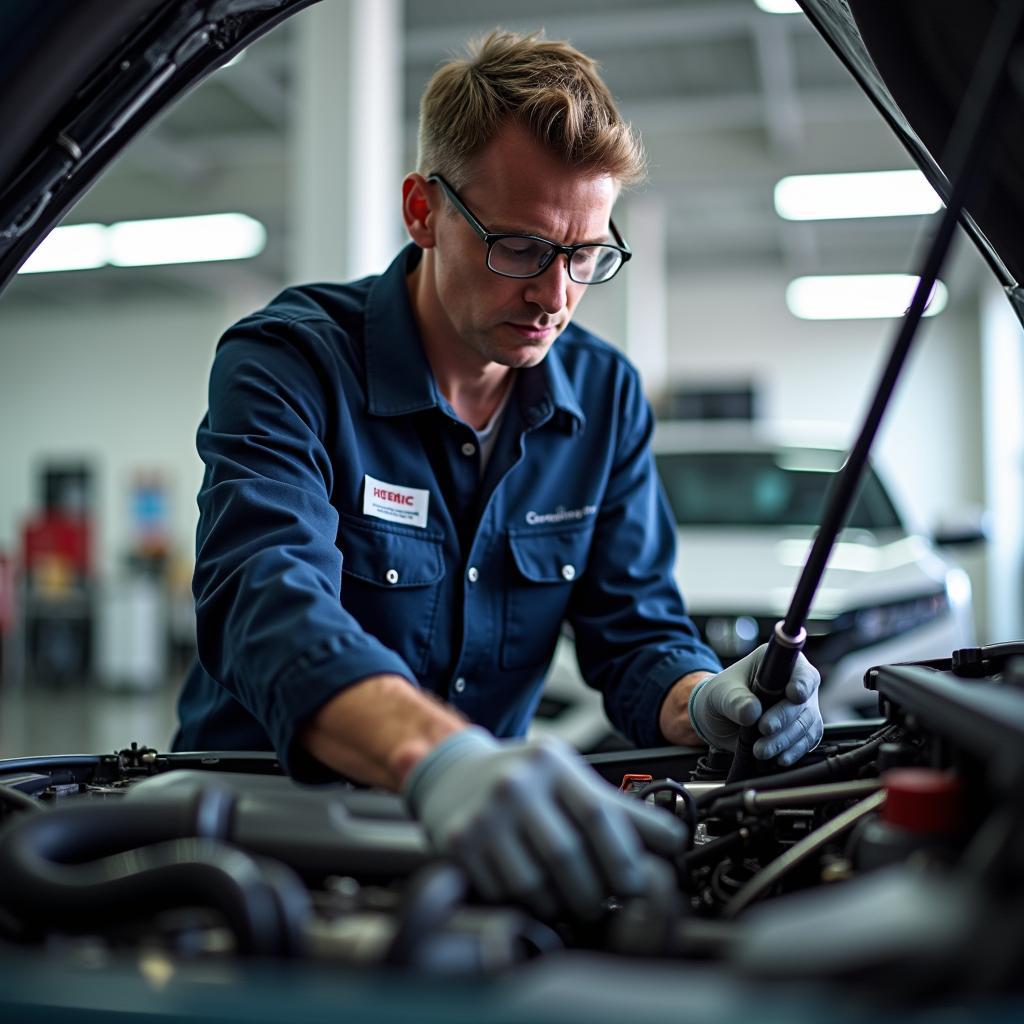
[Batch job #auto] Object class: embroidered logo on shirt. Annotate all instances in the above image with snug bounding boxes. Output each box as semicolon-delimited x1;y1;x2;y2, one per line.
525;504;597;525
363;474;430;529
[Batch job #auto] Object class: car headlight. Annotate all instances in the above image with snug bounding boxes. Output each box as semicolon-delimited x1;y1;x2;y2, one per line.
692;591;952;681
852;590;950;646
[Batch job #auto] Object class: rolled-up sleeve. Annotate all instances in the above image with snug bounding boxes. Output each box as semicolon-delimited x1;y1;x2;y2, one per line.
193;319;417;776
567;367;721;747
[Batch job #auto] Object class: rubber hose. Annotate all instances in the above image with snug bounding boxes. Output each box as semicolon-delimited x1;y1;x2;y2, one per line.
0;782;42;817
385;861;467;966
721;790;887;917
0;788;310;956
697;728;896;811
634;780;698;848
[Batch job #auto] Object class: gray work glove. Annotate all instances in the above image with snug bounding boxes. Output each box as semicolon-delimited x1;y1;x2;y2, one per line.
688;644;823;766
403;727;687;920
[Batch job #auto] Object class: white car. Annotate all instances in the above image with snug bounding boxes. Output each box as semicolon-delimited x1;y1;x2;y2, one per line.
534;421;976;748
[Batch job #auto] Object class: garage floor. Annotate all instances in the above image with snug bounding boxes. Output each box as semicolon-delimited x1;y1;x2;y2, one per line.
0;679;181;759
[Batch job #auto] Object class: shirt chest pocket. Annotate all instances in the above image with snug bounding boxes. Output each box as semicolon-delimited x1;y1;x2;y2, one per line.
338;514;446;676
502;522;594;671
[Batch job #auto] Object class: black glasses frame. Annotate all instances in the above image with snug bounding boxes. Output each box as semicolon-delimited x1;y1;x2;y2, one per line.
427;173;632;284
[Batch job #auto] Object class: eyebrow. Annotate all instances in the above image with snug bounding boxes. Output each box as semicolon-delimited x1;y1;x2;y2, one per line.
489;221;613;246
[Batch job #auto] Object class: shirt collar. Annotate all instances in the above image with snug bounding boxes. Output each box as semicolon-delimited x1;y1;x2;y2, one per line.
364;245;441;417
364;243;586;434
518;341;586;434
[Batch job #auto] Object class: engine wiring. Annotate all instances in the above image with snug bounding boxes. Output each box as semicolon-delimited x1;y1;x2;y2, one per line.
720;789;888;918
634;778;698;845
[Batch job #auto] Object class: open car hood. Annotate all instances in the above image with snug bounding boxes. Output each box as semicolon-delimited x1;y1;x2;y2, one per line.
0;0;318;293
802;0;1024;325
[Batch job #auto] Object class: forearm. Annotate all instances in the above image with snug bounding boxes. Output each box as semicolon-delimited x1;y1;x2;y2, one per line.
658;670;716;746
299;674;468;790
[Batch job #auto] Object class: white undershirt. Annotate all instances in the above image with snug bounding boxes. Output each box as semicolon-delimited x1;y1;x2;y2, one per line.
473;379;515;476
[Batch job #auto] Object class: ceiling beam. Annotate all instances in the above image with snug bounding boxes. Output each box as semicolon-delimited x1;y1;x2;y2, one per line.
405;3;812;61
217;62;289;128
622;86;869;136
122;125;212;184
752;16;802;154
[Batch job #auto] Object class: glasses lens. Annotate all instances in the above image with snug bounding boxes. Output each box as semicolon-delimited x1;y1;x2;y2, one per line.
487;237;624;282
570;245;622;284
488;237;554;277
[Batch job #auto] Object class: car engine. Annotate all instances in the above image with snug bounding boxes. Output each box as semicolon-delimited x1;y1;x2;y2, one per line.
2;645;1022;1020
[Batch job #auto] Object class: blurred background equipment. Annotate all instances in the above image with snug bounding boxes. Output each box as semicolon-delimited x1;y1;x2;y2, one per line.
20;462;94;684
98;471;173;692
0;550;13;684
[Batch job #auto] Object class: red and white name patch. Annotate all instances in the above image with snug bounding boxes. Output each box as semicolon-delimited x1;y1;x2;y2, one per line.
362;474;430;529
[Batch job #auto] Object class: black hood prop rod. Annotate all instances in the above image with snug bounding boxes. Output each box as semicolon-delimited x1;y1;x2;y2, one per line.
727;0;1024;783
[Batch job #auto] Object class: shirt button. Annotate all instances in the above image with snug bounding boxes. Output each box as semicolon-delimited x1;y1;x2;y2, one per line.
467;566;479;583
561;564;576;581
454;677;467;693
461;442;476;457
385;568;399;584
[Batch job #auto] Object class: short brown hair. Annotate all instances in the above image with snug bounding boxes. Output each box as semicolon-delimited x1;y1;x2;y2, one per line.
417;29;646;189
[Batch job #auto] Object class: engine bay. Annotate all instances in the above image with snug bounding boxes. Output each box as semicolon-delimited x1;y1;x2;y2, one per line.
2;646;1022;1020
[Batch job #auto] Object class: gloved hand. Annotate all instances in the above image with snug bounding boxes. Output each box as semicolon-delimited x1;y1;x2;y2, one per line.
687;644;823;766
403;726;687;920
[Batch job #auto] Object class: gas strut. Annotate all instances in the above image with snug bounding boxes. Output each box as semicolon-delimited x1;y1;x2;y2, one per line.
726;0;1024;783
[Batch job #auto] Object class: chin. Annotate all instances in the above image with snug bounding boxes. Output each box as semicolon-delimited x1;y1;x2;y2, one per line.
495;344;552;369
485;327;562;368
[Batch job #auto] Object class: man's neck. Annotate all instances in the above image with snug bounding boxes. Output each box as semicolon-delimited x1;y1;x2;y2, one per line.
406;257;515;431
453;367;516;433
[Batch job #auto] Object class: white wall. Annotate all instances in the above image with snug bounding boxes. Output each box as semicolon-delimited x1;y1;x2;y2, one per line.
0;292;255;579
981;280;1024;641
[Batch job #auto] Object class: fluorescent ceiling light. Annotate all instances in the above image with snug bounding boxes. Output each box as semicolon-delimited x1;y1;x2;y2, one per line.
786;274;948;320
18;223;107;274
775;169;942;220
754;0;802;13
18;213;265;274
108;213;266;267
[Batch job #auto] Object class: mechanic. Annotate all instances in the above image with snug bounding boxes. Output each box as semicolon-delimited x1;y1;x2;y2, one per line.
173;30;823;919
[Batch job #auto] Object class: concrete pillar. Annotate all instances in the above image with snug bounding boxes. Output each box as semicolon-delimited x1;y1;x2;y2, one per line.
570;194;670;406
980;282;1024;641
290;0;404;283
622;194;670;409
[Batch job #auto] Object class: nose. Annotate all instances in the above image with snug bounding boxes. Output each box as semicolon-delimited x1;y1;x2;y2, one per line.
523;254;570;316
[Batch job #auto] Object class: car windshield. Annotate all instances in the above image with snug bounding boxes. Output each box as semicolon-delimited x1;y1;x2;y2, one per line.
655;449;903;530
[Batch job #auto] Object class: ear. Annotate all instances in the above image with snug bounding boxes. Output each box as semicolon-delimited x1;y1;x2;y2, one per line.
402;173;437;249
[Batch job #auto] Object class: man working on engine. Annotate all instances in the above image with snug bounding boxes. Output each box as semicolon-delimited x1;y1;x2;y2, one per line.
174;30;823;919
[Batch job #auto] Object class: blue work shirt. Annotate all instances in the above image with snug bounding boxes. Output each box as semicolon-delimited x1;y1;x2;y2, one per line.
173;245;720;779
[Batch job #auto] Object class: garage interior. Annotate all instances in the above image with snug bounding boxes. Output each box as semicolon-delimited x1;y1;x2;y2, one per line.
0;0;1020;757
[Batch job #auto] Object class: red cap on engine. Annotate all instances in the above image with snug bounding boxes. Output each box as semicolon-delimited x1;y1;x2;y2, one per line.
619;773;653;793
881;768;962;833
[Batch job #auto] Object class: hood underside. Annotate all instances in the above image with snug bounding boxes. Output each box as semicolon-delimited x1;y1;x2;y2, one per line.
0;0;318;294
802;0;1024;323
